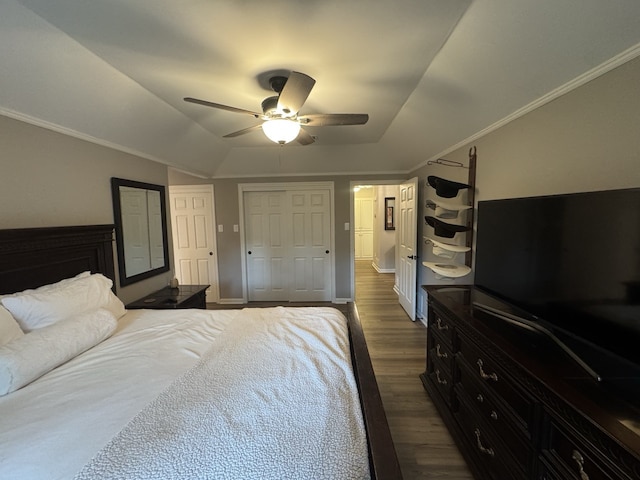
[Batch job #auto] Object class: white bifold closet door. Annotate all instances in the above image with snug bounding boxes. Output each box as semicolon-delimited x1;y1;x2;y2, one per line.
244;190;332;302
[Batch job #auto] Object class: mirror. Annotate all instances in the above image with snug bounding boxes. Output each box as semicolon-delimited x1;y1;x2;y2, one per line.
111;177;170;286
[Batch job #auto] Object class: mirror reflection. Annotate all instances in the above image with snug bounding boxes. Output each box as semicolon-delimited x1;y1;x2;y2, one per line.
111;178;170;286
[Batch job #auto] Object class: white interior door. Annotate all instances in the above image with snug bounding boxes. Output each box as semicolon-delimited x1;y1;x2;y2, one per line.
354;192;374;259
169;185;220;302
244;191;288;301
288;190;332;302
243;188;332;302
397;177;418;320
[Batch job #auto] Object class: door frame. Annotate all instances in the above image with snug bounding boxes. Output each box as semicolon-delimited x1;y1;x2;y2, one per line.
349;179;405;301
238;181;336;303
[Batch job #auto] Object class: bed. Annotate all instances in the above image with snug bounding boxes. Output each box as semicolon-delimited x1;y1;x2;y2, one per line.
0;225;401;479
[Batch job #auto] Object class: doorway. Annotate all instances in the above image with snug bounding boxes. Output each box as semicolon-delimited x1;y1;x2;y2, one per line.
350;180;400;299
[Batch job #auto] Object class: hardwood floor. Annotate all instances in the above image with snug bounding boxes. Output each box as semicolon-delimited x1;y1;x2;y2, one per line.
354;260;473;480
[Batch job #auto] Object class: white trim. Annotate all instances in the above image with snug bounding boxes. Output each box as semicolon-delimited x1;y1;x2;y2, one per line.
333;298;351;304
237;181;336;302
215;298;245;305
372;263;395;274
0;107;211;179
412;42;640;172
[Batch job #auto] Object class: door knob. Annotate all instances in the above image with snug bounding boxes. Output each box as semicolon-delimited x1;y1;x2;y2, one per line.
209;252;213;255
407;255;417;260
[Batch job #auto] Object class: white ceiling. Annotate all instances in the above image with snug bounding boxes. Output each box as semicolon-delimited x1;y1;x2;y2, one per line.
2;0;640;178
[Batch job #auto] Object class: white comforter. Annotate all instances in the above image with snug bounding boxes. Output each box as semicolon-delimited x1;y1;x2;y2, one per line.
0;307;369;480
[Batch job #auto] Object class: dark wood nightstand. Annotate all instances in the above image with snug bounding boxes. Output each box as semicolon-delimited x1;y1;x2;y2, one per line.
126;285;209;310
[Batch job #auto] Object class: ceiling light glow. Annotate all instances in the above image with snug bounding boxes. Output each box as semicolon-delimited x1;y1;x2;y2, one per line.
262;119;301;144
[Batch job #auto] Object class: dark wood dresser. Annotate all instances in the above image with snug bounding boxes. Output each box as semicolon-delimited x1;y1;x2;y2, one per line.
127;285;209;310
420;286;640;480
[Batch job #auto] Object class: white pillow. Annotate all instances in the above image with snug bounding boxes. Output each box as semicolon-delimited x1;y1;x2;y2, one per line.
1;273;125;332
0;308;117;396
0;306;24;347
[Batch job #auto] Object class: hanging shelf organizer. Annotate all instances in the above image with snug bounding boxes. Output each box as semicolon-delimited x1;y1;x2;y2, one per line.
423;147;477;280
422;261;472;279
425;198;473;219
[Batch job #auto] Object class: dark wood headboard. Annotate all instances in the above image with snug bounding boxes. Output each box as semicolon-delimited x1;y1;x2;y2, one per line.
0;225;115;295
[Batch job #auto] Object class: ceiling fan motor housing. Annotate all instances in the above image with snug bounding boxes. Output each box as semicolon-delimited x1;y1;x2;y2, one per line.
269;76;288;93
261;96;280;117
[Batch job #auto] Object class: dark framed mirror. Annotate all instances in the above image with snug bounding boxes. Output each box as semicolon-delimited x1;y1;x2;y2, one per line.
111;177;170;286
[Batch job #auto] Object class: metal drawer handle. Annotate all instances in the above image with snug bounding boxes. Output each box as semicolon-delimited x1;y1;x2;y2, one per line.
435;369;448;385
571;450;590;480
490;410;498;421
436;318;449;331
477;359;498;381
476;393;484;403
474;428;495;457
436;344;448;359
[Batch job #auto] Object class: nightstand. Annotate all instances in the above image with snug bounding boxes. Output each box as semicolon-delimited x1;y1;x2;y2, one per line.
126;285;209;310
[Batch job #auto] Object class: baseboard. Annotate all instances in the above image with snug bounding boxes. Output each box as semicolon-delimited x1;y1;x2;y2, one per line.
333;297;351;304
216;298;246;305
372;262;395;274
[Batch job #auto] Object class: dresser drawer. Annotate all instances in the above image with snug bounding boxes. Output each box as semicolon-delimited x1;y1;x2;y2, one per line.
541;414;635;480
430;310;455;347
457;361;532;469
457;332;535;429
428;332;455;377
426;352;454;407
454;394;527;479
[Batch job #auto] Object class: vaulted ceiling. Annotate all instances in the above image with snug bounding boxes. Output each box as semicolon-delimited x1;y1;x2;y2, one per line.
2;0;640;178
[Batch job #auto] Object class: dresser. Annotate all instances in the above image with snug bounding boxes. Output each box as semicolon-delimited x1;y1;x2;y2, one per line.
421;286;640;480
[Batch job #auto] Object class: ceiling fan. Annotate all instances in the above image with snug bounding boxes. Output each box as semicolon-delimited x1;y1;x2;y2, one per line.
184;71;369;145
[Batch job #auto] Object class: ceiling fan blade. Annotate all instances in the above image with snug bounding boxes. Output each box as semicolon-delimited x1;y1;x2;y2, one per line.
298;113;369;126
296;128;315;145
184;97;261;117
223;124;263;138
277;72;316;115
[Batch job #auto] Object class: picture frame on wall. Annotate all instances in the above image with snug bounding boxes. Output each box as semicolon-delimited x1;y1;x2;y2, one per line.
385;197;395;230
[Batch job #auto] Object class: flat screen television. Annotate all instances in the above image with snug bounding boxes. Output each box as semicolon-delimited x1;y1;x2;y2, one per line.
474;188;640;381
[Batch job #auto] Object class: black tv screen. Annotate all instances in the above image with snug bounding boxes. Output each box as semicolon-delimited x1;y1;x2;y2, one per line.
474;188;640;369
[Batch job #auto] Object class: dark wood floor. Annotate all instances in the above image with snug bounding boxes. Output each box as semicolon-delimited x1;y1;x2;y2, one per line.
354;260;473;479
208;261;473;479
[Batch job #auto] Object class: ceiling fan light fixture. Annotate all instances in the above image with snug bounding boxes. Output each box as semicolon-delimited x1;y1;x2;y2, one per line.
262;119;301;144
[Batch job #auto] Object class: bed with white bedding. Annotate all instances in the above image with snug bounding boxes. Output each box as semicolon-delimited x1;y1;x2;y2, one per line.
0;225;401;480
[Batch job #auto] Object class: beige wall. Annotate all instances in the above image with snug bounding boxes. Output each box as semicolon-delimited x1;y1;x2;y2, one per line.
169;170;405;300
4;54;639;306
410;55;640;311
0;116;172;304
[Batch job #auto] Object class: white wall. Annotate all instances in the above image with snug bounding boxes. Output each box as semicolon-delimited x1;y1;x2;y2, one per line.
373;185;399;272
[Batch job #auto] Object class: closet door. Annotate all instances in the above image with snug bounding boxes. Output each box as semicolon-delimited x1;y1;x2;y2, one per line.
288;190;332;302
244;191;288;301
243;188;332;302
